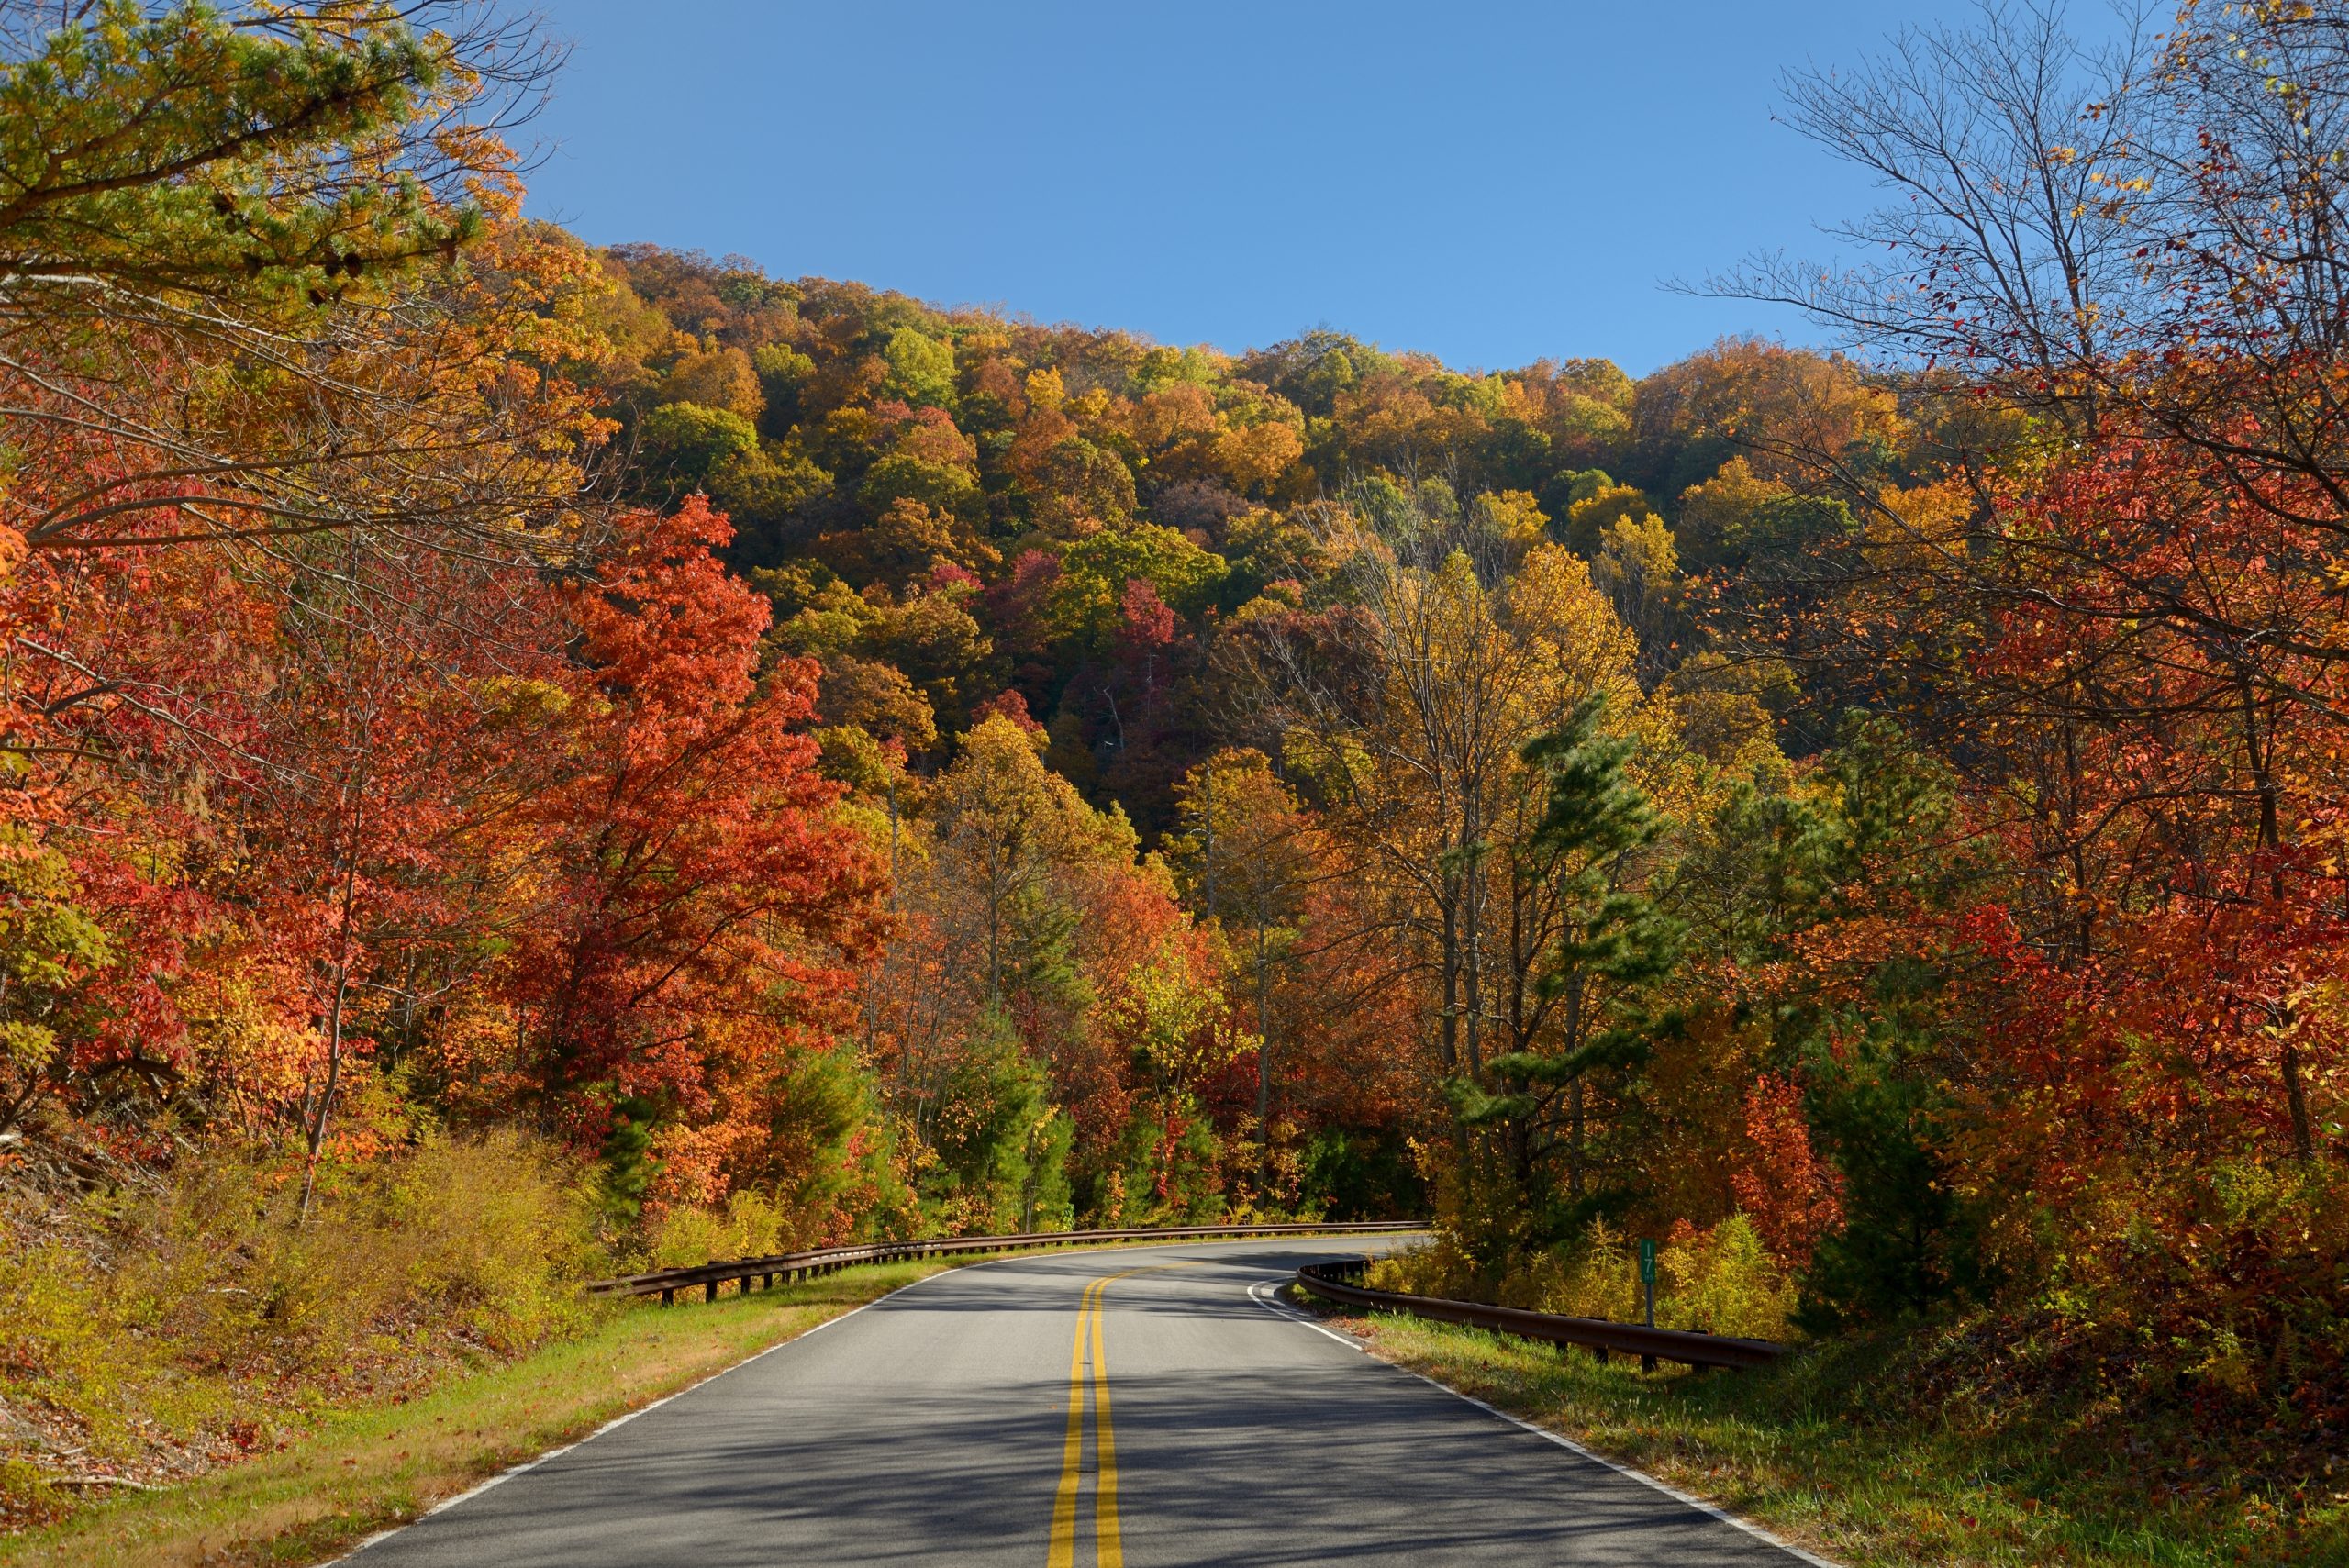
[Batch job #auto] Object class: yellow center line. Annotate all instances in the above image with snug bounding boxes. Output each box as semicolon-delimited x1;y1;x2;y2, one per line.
1090;1282;1122;1568
1047;1277;1105;1568
1046;1262;1187;1567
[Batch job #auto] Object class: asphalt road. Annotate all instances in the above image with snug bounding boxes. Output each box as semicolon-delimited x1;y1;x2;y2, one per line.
347;1238;1824;1566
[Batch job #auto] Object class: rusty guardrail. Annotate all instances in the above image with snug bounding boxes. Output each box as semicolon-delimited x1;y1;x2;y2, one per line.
1292;1256;1787;1371
587;1220;1427;1305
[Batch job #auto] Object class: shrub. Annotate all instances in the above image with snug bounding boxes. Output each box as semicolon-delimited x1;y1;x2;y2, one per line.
1371;1214;1798;1342
643;1186;787;1269
0;1131;601;1529
1657;1216;1798;1340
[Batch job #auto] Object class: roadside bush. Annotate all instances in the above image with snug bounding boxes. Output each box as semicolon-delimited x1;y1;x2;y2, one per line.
1655;1217;1798;1340
1371;1215;1798;1342
642;1186;789;1269
0;1131;602;1529
2014;1157;2349;1433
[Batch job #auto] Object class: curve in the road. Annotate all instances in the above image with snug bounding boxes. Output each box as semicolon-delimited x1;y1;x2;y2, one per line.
343;1238;1840;1567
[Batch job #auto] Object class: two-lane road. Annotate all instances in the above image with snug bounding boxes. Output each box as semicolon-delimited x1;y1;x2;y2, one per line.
350;1239;1824;1565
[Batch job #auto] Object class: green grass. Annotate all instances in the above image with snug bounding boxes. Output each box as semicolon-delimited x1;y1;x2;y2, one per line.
1303;1296;2348;1567
0;1261;952;1568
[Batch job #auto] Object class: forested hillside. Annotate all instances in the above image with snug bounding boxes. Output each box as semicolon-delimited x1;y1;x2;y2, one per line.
2;0;2343;1545
575;244;1874;1237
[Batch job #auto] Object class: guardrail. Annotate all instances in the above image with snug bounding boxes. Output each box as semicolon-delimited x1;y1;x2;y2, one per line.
587;1220;1427;1305
1291;1256;1787;1371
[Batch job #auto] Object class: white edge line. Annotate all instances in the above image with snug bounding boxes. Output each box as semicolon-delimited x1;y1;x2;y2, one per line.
1248;1279;1372;1351
1244;1279;1846;1568
333;1262;982;1562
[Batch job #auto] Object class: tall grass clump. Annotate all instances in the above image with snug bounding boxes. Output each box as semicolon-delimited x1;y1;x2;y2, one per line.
0;1130;602;1529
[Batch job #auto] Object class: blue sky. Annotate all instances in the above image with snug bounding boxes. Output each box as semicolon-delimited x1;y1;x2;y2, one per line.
523;2;2012;375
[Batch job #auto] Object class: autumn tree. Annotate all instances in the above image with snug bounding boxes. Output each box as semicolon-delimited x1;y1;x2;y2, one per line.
503;499;884;1210
1165;749;1318;1176
1454;695;1683;1248
0;1;607;1168
0;2;595;570
1237;482;1649;1184
925;713;1107;1006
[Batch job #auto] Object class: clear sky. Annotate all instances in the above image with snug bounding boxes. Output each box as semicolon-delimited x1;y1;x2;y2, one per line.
521;1;1997;376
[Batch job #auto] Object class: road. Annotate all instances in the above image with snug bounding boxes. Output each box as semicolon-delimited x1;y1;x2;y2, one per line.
348;1237;1824;1566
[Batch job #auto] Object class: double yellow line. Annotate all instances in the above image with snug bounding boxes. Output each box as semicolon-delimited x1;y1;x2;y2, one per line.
1047;1263;1181;1567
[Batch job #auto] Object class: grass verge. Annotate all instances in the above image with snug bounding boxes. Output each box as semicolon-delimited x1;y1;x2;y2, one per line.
0;1260;952;1568
1294;1292;2347;1567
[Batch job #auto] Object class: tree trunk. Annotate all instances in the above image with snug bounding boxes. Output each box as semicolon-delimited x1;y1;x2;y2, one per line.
2242;675;2315;1161
1460;812;1485;1083
299;835;362;1224
2282;1035;2317;1161
1437;894;1460;1074
1255;936;1272;1179
985;846;1004;1003
1564;969;1586;1204
299;964;350;1223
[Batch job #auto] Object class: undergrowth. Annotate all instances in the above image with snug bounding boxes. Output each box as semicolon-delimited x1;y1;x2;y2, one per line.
0;1132;603;1531
1370;1217;1799;1341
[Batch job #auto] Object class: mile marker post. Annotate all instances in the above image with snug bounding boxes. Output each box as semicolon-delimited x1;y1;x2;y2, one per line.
1637;1239;1658;1372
